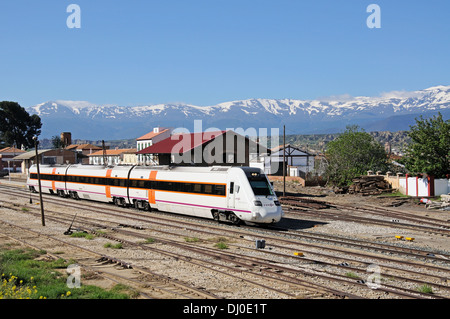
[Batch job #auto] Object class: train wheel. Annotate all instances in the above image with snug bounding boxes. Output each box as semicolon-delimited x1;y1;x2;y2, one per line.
228;213;241;225
114;197;123;207
143;201;151;212
212;210;220;222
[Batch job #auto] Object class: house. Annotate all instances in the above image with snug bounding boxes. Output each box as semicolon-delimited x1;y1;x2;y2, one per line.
13;149;78;174
88;148;136;166
251;144;315;177
0;146;26;172
136;127;172;165
65;143;103;164
136;130;268;166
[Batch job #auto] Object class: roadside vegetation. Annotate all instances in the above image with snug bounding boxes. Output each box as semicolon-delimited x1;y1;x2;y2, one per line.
0;247;130;299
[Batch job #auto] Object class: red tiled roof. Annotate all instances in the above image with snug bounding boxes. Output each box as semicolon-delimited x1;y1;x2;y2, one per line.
0;147;25;154
136;128;169;141
88;148;136;156
66;143;102;150
137;131;226;154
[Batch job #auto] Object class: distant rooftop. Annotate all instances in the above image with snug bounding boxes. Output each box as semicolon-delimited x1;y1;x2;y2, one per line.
66;143;102;150
0;146;25;154
137;128;170;141
137;131;226;154
88;148;136;156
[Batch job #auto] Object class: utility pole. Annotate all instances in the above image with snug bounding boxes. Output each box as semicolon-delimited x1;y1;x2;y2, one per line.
102;140;107;166
283;125;286;197
33;136;45;226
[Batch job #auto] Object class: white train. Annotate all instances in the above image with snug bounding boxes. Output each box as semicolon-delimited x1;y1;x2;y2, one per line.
27;164;284;225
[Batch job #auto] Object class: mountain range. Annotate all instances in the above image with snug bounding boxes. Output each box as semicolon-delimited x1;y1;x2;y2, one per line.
27;85;450;140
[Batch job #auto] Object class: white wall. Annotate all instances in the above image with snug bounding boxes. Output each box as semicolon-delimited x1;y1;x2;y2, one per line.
399;177;449;196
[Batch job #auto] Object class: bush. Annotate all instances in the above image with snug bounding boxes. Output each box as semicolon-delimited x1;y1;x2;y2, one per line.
325;125;388;186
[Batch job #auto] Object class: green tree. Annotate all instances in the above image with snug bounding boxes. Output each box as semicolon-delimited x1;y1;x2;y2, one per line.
51;135;66;149
403;112;449;178
325;125;388;186
0;101;42;149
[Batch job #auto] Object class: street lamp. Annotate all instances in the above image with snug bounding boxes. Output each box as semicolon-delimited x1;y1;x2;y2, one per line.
33;136;45;226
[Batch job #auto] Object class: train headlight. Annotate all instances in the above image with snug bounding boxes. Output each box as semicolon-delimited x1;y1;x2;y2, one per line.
253;200;262;206
274;200;281;206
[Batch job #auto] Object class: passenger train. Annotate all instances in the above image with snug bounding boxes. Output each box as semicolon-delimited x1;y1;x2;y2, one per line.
27;164;284;225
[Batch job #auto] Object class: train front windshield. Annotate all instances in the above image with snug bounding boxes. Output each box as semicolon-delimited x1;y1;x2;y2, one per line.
250;179;274;196
246;171;274;196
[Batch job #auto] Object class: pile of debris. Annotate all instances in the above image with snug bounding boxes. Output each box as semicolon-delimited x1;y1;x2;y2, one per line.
420;194;450;211
348;175;392;195
334;175;392;196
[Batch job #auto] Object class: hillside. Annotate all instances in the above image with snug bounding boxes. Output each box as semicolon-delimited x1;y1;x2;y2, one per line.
38;131;410;156
27;85;450;140
285;131;410;154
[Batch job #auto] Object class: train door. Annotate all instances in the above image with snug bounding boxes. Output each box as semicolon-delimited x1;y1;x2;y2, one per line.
227;181;235;209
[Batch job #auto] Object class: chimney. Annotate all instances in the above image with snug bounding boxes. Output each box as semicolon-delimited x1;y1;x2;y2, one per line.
61;132;72;146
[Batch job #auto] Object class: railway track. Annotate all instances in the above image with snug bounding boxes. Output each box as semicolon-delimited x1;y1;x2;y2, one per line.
0;220;220;299
1;183;449;299
280;196;450;237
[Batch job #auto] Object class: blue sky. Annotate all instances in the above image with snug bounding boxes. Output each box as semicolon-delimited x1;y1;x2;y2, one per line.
0;0;449;107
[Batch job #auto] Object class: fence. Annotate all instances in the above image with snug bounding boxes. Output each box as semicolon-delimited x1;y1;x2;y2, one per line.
385;173;450;197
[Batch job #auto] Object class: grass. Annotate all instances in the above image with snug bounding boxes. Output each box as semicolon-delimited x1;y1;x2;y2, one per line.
345;272;361;279
417;284;433;294
103;242;123;249
378;190;409;198
214;237;229;249
0;247;129;299
70;231;95;240
184;237;200;243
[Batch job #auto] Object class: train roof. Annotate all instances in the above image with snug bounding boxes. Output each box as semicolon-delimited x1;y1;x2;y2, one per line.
29;164;262;175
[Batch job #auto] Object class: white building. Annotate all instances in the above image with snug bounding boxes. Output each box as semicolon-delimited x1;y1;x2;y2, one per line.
250;144;315;177
136;127;172;165
88;148;136;166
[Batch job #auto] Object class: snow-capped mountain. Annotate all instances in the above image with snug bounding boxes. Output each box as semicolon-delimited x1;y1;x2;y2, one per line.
28;85;450;140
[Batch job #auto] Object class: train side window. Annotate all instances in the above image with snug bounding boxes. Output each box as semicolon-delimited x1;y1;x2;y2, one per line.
235;185;240;193
193;184;202;193
204;184;212;194
229;182;234;194
214;185;225;196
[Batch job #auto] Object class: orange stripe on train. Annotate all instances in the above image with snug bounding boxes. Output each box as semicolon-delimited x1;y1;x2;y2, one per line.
148;171;157;204
105;169;112;198
51;168;57;191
